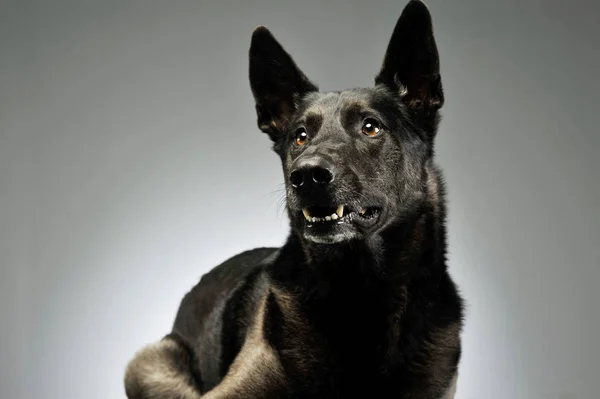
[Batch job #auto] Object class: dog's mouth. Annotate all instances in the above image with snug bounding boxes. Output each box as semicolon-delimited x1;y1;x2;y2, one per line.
298;204;382;244
301;205;380;224
302;205;382;244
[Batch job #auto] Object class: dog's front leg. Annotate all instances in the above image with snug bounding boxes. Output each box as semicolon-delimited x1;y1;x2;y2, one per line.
202;292;287;399
201;339;286;399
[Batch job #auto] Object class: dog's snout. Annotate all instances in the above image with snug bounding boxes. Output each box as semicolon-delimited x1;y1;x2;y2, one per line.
289;170;305;188
311;167;334;185
289;158;335;189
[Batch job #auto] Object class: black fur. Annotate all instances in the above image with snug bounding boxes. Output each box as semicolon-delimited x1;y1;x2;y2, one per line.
125;1;464;398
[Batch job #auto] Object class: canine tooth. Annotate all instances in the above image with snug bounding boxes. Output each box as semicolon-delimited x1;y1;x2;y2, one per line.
302;209;312;221
325;216;331;221
331;213;338;220
312;217;318;223
359;208;367;215
336;205;344;218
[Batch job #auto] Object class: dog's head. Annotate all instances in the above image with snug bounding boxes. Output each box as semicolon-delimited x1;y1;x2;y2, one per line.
249;1;444;245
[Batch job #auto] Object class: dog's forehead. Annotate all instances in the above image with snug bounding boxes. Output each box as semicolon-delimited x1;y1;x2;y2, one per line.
299;89;384;117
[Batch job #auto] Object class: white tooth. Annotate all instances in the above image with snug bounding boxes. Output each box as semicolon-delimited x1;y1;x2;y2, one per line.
325;216;331;221
331;213;338;220
359;208;366;215
312;217;318;223
302;209;312;221
336;205;344;218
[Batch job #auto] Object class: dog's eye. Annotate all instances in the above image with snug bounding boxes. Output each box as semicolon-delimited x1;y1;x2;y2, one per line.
362;119;381;137
295;129;309;146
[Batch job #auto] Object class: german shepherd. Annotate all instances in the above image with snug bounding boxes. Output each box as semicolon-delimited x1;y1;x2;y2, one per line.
124;1;464;398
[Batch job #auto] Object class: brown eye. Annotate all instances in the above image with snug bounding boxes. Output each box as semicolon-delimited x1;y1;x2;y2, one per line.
362;119;381;137
295;129;309;146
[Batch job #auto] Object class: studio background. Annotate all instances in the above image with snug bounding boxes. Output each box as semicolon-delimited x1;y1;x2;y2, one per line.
1;0;598;398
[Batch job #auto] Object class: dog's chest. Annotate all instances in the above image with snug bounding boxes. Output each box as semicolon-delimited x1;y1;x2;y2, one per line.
269;293;413;395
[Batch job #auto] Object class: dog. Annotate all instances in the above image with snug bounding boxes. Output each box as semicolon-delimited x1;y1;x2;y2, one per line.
124;1;464;397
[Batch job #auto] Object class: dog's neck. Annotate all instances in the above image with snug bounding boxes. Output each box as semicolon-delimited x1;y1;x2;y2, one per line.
270;200;447;302
266;203;446;364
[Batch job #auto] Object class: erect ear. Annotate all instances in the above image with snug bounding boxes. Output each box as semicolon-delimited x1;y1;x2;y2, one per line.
375;1;443;113
249;26;318;142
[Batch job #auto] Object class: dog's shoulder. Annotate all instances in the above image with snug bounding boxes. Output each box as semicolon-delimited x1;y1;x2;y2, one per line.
200;247;279;286
174;247;279;326
170;247;279;389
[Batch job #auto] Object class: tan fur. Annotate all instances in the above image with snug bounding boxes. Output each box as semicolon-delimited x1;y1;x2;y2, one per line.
442;373;458;399
270;285;327;374
424;322;461;398
125;290;285;399
426;166;441;214
124;338;202;399
201;290;285;399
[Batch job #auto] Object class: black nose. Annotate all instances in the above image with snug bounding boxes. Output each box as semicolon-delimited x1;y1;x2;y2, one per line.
289;160;335;188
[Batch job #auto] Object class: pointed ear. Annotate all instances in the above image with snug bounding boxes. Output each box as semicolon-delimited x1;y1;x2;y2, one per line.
249;27;318;142
375;1;443;113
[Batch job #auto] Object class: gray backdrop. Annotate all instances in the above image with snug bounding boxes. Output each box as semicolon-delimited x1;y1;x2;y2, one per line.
1;0;598;398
